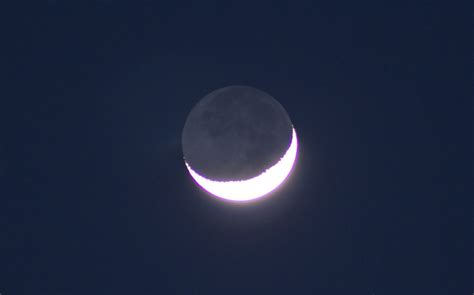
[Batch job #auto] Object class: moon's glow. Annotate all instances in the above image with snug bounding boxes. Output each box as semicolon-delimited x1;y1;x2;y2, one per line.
185;129;298;202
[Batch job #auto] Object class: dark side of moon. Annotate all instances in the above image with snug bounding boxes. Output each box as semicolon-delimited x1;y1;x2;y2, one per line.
182;86;293;182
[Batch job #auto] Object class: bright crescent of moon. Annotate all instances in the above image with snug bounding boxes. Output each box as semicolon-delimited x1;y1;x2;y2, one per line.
185;129;298;202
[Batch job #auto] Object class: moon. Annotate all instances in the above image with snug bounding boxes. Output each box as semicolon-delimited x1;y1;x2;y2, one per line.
182;86;297;202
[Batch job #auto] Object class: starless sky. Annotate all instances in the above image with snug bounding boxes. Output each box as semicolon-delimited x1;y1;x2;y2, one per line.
1;1;471;294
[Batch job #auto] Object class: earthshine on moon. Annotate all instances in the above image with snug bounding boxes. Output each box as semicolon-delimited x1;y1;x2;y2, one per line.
182;86;297;202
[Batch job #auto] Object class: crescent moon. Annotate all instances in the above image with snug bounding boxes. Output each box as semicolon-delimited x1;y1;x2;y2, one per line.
185;128;298;202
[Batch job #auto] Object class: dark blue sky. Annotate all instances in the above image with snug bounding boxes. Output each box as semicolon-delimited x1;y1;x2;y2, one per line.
2;1;471;294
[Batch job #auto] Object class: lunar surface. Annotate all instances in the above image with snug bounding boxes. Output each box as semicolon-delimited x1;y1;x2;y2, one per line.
182;85;297;202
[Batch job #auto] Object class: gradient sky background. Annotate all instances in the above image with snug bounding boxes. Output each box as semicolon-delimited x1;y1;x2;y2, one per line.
2;1;471;294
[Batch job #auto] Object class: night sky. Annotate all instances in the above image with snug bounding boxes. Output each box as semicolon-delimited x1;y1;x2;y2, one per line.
2;1;471;294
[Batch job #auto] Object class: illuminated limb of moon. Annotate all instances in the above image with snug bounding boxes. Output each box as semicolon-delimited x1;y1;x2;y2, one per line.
185;129;298;202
